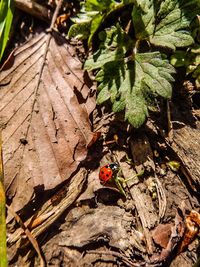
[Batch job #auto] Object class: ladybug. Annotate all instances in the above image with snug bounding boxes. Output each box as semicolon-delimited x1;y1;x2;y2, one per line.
99;163;119;183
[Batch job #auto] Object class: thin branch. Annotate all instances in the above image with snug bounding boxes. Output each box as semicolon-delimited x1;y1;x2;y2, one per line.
6;204;45;267
14;0;52;22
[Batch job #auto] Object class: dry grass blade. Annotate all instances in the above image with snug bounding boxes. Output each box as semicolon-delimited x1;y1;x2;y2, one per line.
154;177;167;220
0;8;95;217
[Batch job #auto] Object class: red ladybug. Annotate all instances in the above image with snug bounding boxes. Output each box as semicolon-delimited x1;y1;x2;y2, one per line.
99;163;119;183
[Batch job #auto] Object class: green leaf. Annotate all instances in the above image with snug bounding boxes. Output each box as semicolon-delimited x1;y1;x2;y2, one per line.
88;13;104;44
0;0;14;62
132;0;200;50
84;25;133;70
92;49;175;127
170;51;187;67
125;92;148;128
68;21;91;40
171;45;200;78
85;0;116;12
68;0;127;43
132;0;156;40
136;52;175;98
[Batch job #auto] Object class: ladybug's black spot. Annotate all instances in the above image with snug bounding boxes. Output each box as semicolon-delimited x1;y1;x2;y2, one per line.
101;171;104;174
106;174;109;177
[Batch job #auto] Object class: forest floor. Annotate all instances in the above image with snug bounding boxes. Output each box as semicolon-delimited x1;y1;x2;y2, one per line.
1;1;200;267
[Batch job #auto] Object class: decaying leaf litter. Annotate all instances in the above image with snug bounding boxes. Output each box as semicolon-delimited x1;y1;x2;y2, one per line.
0;0;200;266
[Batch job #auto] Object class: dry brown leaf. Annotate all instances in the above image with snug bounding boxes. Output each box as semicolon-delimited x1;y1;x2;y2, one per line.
151;206;185;264
0;30;95;216
178;210;200;253
152;223;172;248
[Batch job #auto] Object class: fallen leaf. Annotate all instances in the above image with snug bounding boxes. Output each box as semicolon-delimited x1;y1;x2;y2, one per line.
0;30;95;216
151;205;185;264
178;210;200;253
152;223;172;248
87;131;101;148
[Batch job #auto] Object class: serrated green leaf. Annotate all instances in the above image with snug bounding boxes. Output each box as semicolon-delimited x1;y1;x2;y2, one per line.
132;0;200;50
88;13;104;44
132;0;155;39
85;49;124;70
69;0;124;43
96;85;111;103
85;26;133;70
92;49;175;128
150;31;194;50
125;93;148;127
136;52;175;98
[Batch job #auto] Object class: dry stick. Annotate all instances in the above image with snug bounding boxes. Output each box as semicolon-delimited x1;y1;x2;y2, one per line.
154;177;167;220
6;204;45;267
14;0;52;22
167;100;173;143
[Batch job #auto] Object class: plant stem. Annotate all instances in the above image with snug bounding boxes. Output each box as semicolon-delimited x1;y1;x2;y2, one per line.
0;132;7;267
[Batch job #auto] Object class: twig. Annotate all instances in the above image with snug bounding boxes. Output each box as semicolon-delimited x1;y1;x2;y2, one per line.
6;204;46;267
94;112;115;132
154;177;167;220
167;100;173;143
14;0;52;22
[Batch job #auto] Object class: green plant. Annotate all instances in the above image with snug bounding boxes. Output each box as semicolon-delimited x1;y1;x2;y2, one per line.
171;16;200;89
69;0;200;127
0;0;14;62
0;133;7;267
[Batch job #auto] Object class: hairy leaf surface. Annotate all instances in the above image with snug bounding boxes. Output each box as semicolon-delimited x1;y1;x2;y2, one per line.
85;27;175;127
132;0;200;50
